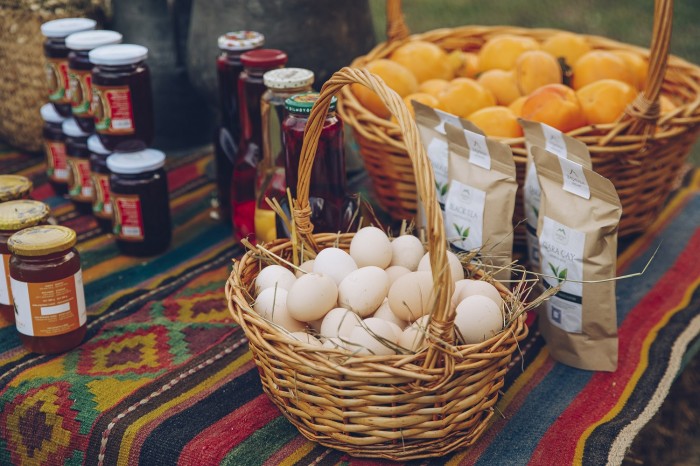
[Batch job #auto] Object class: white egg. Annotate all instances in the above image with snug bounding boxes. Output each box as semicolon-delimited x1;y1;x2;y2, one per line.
387;271;435;322
255;265;297;294
253;288;306;332
397;315;431;352
451;279;504;310
372;298;408;329
295;260;315;278
390;234;425;271
320;307;362;339
313;248;357;285
321;337;347;350
286;273;338;322
454;295;504;345
288;331;323;346
346;318;396;356
384;265;411;286
338;266;390;317
417;251;464;284
349;226;392;269
385;321;403;343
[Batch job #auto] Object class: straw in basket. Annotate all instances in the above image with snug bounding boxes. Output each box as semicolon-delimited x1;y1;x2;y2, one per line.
226;67;528;460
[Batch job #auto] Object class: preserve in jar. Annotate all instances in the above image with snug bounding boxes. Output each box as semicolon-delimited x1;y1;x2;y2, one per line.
107;150;171;256
62;118;93;214
41;18;96;117
214;31;264;222
8;225;86;354
41;103;69;195
0;175;32;203
87;135;113;232
0;200;51;323
66;30;123;133
231;49;287;241
89;44;154;152
255;68;314;243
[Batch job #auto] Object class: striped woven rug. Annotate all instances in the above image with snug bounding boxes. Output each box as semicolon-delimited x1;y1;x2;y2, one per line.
0;145;698;465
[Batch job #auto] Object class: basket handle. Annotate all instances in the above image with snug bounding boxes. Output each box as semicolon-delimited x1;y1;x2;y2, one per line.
292;67;455;371
386;0;410;43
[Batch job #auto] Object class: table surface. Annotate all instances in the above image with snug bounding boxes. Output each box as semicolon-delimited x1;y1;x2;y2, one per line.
0;146;699;466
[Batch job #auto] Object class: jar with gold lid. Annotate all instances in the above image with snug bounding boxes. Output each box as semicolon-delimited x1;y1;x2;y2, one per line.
0;175;32;203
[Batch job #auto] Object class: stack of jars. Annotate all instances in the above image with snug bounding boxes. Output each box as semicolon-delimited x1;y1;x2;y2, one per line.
39;18;171;257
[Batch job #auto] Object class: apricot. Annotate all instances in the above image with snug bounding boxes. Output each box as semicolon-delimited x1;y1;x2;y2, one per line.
612;50;649;90
418;78;451;97
541;32;592;68
477;69;521;106
515;50;562;95
478;34;540;72
508;96;528;117
576;79;638;125
437;78;496;118
390;40;454;83
451;51;480;79
467;106;523;138
403;92;439;117
353;59;419;118
521;83;586;132
572;50;635;90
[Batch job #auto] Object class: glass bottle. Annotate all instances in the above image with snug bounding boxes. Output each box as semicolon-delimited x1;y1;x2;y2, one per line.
41;103;69;195
230;49;287;241
87;135;113;232
254;68;314;243
62;118;93;214
213;31;264;223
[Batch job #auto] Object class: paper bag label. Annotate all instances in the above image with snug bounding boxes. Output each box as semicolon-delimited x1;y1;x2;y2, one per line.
558;158;591;199
541;123;567;158
444;180;485;251
464;130;491;170
427;138;449;205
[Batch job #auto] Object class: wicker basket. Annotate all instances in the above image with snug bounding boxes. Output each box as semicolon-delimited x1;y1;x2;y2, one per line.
338;0;700;244
226;68;528;460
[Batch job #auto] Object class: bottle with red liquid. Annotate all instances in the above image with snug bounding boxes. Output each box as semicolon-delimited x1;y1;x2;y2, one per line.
213;31;264;222
278;92;357;236
230;49;287;241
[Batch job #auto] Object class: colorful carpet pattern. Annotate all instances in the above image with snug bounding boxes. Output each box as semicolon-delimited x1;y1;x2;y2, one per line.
0;145;698;466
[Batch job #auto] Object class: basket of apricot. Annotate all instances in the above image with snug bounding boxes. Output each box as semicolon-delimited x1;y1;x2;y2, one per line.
338;0;700;244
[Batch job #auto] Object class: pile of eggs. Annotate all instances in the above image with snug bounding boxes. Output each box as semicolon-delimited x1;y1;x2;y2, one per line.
252;226;506;355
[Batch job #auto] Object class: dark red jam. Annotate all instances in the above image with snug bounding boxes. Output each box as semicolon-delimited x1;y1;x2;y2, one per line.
62;118;93;214
41;103;69;195
87;135;113;232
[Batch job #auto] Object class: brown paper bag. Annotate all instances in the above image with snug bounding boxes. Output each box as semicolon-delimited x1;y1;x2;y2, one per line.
444;123;518;282
533;146;621;372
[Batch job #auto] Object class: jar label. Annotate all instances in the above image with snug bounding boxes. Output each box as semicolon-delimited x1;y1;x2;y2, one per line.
92;85;135;135
69;69;93;116
10;269;86;337
46;58;70;104
45;141;69;182
67;157;94;201
113;194;144;241
92;173;113;218
0;254;12;306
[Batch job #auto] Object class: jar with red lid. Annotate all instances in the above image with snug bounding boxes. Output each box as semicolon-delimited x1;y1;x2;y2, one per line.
41;103;69;195
214;31;264;223
230;49;287;241
89;44;154;152
66;30;123;133
9;225;86;354
107;149;171;256
62;118;94;214
0;200;50;323
41;18;96;117
88;135;113;232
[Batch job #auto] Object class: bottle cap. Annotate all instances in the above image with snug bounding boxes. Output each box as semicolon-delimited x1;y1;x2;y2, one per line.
40;103;66;124
263;68;314;90
66;30;123;51
0;176;33;203
217;31;264;51
8;225;76;256
0;200;50;231
284;92;337;114
106;149;166;174
89;44;148;66
41;18;96;38
62;118;90;138
87;135;111;155
240;49;287;69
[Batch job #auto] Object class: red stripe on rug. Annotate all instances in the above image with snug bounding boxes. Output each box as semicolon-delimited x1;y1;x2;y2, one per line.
167;160;205;193
528;228;700;465
32;183;56;202
177;394;281;466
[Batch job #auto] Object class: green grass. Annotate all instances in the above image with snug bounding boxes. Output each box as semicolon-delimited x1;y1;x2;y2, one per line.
368;0;700;165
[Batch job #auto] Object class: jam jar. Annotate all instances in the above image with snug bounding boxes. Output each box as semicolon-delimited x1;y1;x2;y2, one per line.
255;68;314;243
8;225;86;354
0;201;51;323
89;44;154;152
41;18;96;117
214;31;264;223
62;118;93;214
87;135;113;232
66;30;123;133
107;150;171;256
0;175;32;203
41;103;69;195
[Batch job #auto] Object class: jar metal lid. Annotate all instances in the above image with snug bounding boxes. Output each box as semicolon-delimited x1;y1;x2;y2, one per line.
285;92;337;114
240;49;287;68
218;31;264;51
106;149;166;174
40;103;66;124
264;68;314;90
0;200;50;231
87;135;111;155
8;225;76;256
66;30;123;51
89;44;148;66
62;118;90;138
41;18;96;38
0;176;33;202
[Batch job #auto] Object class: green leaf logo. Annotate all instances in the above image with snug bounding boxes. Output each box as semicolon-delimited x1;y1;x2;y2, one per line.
548;262;567;283
453;223;470;241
